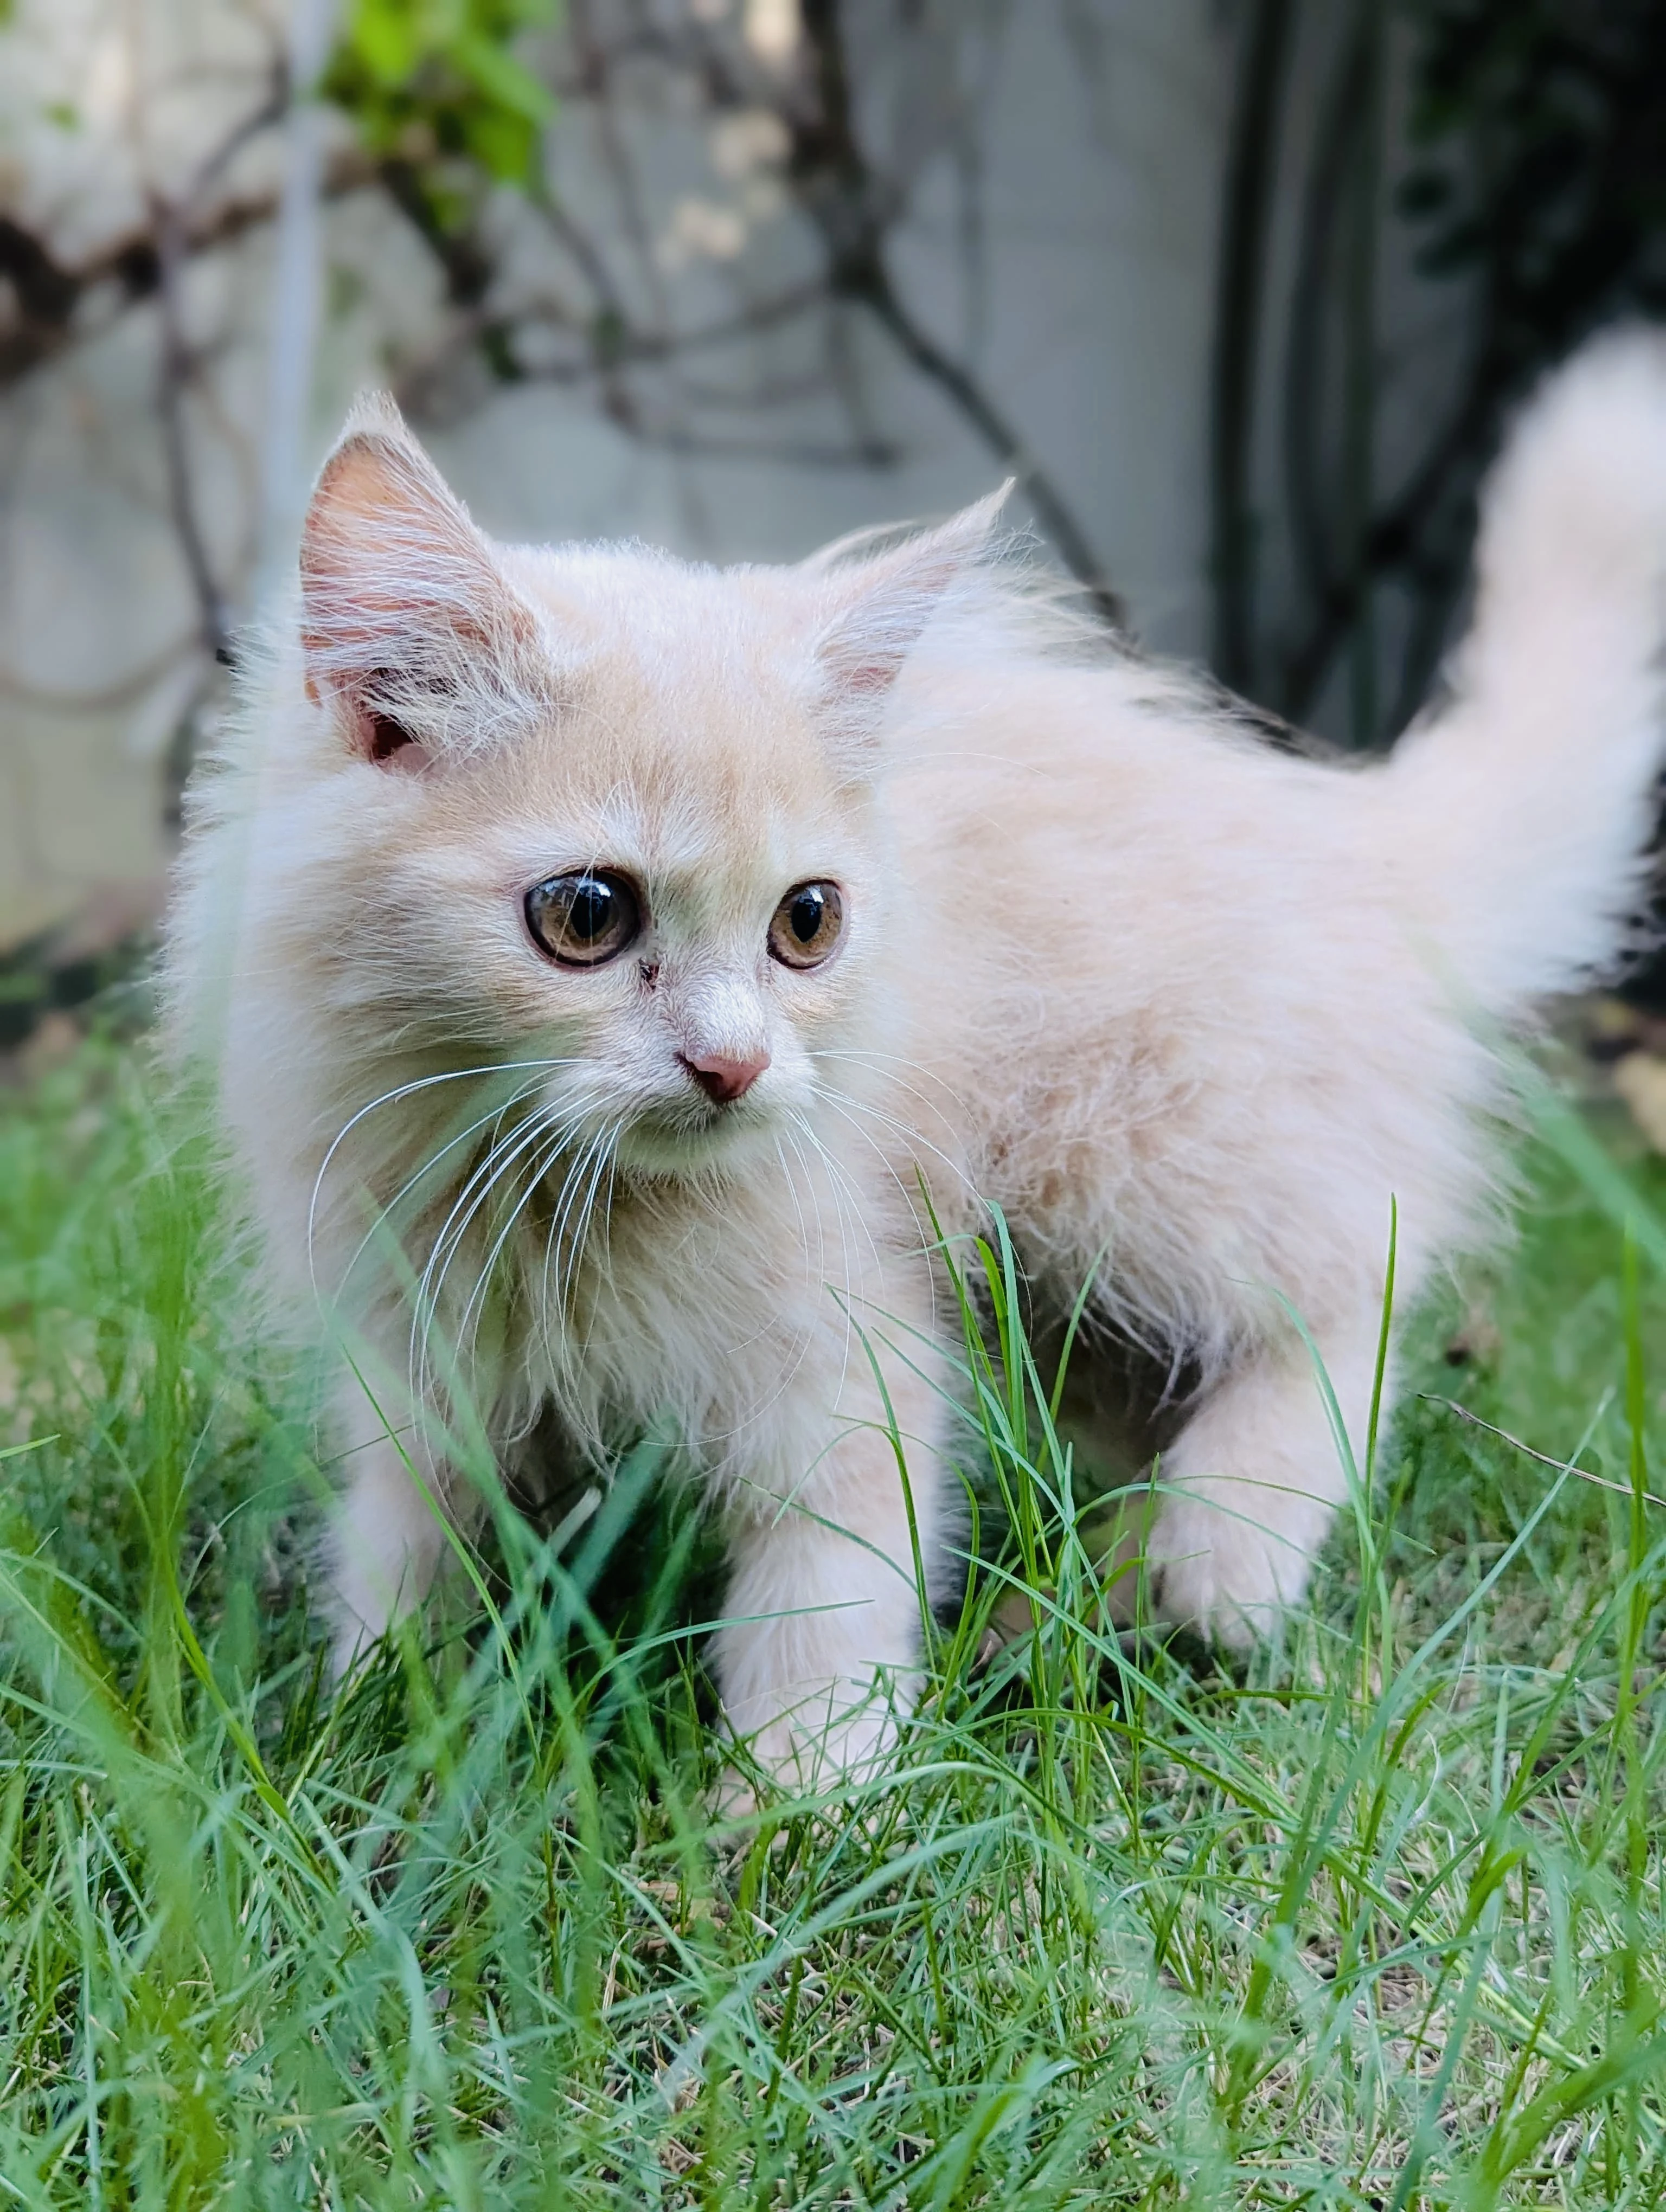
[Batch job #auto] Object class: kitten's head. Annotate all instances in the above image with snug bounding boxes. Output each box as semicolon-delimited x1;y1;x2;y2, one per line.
290;396;1000;1179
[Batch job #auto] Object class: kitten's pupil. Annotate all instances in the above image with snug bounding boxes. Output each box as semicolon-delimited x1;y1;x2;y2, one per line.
571;880;612;940
790;889;824;943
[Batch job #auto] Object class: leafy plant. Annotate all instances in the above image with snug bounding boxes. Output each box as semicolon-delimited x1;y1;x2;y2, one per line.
325;0;560;262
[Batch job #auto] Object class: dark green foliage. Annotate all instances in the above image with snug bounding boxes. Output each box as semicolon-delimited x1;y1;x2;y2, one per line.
324;0;559;289
328;0;556;184
1213;0;1666;747
1404;1;1666;377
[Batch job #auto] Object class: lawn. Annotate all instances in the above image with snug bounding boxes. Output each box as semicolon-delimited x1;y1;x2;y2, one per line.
2;1031;1665;2207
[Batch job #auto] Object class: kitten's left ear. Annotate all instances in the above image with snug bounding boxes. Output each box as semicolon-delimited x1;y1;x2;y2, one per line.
805;484;1011;765
300;394;549;768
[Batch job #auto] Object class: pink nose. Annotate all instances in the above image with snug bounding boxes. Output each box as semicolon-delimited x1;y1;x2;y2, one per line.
681;1048;770;1104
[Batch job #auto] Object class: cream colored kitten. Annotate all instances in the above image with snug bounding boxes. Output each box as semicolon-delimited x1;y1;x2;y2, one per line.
170;331;1666;1789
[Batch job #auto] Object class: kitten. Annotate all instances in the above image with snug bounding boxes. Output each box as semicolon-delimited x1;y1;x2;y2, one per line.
169;331;1666;1789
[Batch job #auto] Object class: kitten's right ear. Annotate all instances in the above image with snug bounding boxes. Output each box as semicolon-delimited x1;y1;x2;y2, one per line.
804;486;1010;774
300;395;544;768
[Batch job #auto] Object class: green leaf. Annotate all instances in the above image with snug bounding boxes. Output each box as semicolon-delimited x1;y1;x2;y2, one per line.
348;0;425;84
450;28;555;126
461;104;540;186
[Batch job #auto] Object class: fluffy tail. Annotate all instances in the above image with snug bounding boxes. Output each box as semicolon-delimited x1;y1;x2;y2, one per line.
1388;329;1666;1010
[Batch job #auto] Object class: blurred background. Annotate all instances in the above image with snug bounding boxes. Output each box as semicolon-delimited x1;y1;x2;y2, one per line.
4;0;1666;1038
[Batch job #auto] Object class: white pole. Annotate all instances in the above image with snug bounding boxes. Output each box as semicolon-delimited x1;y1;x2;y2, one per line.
257;0;339;589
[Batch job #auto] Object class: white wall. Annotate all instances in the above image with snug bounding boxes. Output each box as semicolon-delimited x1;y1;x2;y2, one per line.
0;3;1233;942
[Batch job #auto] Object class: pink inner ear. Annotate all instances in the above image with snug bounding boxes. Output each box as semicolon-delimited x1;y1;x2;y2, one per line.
813;519;998;718
315;668;430;771
816;588;932;705
364;708;422;767
834;652;907;698
328;691;428;771
298;423;538;768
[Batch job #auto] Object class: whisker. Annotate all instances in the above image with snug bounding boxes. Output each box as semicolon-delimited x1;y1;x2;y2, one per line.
411;1102;580;1427
812;1089;932;1230
549;1124;611;1323
812;1078;978;1206
569;1121;625;1370
810;1091;943;1341
807;1045;974;1123
453;1110;584;1394
538;1122;614;1383
307;1056;580;1300
787;1113;863;1410
773;1133;818;1297
333;1073;555;1302
413;1103;561;1358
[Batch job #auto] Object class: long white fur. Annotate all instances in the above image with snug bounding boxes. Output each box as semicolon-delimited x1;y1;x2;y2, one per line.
167;330;1666;1786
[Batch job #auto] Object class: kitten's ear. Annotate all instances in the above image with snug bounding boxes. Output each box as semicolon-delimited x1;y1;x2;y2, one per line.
806;484;1010;764
300;395;546;768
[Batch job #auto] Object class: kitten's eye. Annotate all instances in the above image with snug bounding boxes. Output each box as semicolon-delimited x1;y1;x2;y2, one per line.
524;872;642;967
768;881;844;970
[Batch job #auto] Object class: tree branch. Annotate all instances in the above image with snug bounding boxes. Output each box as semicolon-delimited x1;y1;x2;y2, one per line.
789;0;1123;625
0;150;375;394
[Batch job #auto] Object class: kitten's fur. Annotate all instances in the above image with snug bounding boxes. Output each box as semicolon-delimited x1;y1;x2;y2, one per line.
170;332;1666;1787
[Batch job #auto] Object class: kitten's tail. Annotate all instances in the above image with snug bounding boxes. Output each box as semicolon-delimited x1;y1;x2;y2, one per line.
1386;328;1666;1010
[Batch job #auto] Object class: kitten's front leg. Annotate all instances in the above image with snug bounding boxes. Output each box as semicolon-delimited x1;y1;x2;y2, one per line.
325;1365;465;1674
1143;1317;1386;1648
711;1320;952;1798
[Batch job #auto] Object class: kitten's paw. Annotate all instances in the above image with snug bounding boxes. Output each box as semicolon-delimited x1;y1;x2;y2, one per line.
329;1616;378;1683
1144;1490;1325;1651
718;1693;900;1812
711;1765;762;1823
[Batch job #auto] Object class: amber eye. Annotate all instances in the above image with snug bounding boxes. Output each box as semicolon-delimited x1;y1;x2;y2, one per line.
524;871;642;967
768;881;844;970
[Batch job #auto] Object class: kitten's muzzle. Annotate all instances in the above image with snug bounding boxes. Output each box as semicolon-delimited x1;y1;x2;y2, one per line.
679;1047;770;1104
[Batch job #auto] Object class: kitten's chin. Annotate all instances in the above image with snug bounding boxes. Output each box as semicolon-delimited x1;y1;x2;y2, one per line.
613;1108;780;1181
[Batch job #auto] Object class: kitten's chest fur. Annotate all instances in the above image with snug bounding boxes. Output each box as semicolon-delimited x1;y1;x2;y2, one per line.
499;1134;922;1486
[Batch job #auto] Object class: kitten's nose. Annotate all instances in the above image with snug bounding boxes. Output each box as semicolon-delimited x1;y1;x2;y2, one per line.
681;1048;770;1104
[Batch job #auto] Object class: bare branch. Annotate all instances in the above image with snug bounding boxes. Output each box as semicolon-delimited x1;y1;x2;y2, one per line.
787;0;1123;625
0;147;376;394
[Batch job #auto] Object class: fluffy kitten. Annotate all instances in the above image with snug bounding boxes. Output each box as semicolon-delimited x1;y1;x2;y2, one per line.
170;331;1666;1788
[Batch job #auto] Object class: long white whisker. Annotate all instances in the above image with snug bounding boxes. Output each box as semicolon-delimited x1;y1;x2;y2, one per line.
568;1122;625;1368
539;1123;613;1382
773;1133;816;1296
596;1140;621;1297
412;1102;579;1426
813;1089;931;1232
812;1078;978;1205
811;1091;943;1341
332;1073;556;1302
453;1110;582;1393
794;1112;883;1279
788;1113;861;1410
306;1057;579;1300
413;1106;556;1365
807;1045;974;1125
549;1124;610;1324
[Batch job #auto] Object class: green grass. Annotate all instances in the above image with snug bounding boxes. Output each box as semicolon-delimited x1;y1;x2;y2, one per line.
3;1035;1666;2207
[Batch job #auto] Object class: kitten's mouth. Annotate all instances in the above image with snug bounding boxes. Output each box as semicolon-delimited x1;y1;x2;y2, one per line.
616;1093;773;1175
